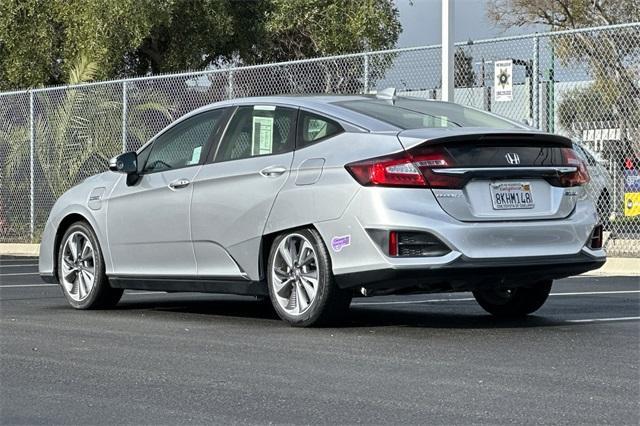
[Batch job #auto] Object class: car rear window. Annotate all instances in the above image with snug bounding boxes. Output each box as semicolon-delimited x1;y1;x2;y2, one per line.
334;98;522;130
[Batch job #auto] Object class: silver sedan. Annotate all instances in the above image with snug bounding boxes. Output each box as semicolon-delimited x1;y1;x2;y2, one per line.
39;93;605;326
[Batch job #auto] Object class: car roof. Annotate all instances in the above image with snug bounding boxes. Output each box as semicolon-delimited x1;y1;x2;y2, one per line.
183;94;395;132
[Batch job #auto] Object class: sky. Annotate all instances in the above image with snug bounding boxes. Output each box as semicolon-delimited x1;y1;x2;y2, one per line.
395;0;546;47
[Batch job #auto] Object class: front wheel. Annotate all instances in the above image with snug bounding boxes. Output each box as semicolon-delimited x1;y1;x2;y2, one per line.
58;221;123;309
267;228;351;327
472;280;552;317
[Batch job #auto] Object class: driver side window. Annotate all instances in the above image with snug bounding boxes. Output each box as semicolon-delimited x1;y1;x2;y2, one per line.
143;110;222;174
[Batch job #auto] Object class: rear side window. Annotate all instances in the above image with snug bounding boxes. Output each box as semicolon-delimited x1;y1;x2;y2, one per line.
335;99;521;130
216;105;297;162
298;111;343;148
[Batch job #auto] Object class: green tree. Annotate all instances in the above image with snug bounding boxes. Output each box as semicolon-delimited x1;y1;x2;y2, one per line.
487;0;640;160
0;0;401;91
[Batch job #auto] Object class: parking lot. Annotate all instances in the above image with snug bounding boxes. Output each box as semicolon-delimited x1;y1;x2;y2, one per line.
1;255;638;424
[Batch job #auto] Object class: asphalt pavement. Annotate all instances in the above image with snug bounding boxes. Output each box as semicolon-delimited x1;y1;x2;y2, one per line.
1;255;639;425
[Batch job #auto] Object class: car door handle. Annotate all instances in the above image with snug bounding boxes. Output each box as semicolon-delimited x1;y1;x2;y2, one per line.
260;166;287;177
168;179;191;190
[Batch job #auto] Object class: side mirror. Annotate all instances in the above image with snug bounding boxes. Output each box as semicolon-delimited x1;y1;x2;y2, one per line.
109;152;137;174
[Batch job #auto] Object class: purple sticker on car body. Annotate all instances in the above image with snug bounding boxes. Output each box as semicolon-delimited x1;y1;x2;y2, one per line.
331;235;351;252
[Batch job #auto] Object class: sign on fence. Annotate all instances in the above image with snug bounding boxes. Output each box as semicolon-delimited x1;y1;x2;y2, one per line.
494;60;513;102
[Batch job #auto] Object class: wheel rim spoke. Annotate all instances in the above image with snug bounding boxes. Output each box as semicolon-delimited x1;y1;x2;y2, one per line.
300;278;316;301
278;245;293;269
275;278;294;298
296;282;309;312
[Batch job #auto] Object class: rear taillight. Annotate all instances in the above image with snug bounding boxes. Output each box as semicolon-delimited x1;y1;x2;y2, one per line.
410;146;464;189
345;152;427;187
345;147;463;189
558;148;590;187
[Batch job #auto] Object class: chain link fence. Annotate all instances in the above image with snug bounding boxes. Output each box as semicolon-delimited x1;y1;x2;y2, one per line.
1;23;639;256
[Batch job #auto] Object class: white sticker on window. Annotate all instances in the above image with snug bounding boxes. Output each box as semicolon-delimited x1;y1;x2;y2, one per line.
188;146;202;165
252;116;274;155
254;105;276;111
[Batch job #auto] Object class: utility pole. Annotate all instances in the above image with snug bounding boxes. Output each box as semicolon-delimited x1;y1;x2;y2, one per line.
441;0;454;102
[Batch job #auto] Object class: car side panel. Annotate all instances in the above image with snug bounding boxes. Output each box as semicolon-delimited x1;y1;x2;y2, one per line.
38;172;120;279
265;132;405;237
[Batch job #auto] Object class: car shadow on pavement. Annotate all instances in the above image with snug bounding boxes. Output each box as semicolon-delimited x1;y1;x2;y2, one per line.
104;296;567;329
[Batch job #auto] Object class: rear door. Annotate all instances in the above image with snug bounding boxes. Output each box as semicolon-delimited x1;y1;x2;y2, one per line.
398;130;586;222
190;104;298;281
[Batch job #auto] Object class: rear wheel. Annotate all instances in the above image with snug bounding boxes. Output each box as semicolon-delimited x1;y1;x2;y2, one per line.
58;221;123;309
267;228;351;327
472;280;552;317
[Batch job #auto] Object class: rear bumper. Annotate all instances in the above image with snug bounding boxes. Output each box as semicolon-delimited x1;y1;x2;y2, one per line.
335;251;605;292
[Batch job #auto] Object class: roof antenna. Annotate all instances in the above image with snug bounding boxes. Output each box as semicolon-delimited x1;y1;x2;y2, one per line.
376;87;397;101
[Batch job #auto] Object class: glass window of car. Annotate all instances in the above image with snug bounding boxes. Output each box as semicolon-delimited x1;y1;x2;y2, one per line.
335;98;522;130
216;105;297;162
298;111;343;148
143;110;222;173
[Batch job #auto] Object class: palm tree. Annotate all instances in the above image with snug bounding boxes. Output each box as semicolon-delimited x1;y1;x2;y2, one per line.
1;54;174;241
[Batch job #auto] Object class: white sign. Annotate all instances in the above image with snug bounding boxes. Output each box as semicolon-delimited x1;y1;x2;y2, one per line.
252;116;274;155
494;60;513;102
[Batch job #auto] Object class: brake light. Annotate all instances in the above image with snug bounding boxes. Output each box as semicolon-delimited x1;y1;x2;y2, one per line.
345;147;464;188
559;148;590;187
345;152;427;187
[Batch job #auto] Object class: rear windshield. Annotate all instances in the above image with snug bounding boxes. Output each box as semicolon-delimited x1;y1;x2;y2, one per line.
334;98;523;130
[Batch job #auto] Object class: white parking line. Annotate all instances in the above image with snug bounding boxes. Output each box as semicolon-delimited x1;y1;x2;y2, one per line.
552;290;640;296
565;316;640;323
352;290;640;306
353;298;475;306
0;284;58;288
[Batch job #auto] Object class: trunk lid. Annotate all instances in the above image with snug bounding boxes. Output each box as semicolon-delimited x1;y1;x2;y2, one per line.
397;129;585;222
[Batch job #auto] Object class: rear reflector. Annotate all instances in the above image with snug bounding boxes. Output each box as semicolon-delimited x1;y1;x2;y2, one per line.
388;231;399;256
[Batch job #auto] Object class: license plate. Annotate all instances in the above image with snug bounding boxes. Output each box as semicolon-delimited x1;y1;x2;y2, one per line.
490;182;534;210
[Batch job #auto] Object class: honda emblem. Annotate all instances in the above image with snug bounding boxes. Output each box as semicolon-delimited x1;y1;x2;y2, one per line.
505;152;520;165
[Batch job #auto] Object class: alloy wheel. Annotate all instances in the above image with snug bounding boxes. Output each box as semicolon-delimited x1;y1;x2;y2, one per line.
271;233;319;316
60;231;96;302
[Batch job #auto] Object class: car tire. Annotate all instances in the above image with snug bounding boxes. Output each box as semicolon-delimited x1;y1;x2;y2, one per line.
472;280;552;317
57;221;123;309
267;228;352;327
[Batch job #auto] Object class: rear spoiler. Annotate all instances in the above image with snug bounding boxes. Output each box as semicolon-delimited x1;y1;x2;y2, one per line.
398;128;573;150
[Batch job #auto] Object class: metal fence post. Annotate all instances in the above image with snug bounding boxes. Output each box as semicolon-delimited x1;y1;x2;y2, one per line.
29;90;34;242
122;81;128;153
532;34;540;129
363;54;369;93
228;70;234;99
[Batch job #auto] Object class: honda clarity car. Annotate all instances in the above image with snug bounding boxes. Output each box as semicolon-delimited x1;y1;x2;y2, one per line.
39;91;606;326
